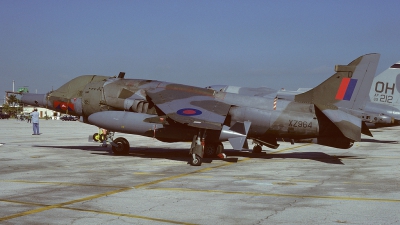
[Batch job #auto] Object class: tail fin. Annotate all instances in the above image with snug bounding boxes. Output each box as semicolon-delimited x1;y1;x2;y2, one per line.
369;61;400;106
294;53;380;142
294;53;380;110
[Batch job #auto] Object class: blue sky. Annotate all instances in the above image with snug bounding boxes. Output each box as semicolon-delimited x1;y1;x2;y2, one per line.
1;0;399;102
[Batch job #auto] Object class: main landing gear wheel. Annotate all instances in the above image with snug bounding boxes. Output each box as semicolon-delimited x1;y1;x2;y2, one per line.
93;133;100;142
190;154;202;166
112;137;130;155
204;142;224;158
252;145;262;154
204;144;216;158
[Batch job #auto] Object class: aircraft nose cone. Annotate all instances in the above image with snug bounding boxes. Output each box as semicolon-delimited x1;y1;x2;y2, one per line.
21;93;47;106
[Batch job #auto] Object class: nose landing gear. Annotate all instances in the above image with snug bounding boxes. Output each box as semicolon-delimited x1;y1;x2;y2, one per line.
112;137;130;155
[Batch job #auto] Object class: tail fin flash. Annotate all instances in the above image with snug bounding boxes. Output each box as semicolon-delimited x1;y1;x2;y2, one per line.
295;53;380;110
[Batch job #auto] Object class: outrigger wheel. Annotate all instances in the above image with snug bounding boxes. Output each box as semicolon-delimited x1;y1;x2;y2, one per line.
112;137;130;155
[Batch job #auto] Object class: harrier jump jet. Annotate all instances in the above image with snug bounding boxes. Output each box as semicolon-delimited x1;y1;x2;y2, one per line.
21;53;379;166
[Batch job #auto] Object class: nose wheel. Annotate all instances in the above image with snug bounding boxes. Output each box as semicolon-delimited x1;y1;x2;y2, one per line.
112;137;130;155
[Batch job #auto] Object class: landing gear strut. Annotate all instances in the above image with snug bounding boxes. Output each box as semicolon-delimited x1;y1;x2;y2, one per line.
188;130;227;166
189;134;204;166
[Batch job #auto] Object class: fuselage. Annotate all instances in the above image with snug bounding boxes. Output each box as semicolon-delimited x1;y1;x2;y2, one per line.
21;75;322;145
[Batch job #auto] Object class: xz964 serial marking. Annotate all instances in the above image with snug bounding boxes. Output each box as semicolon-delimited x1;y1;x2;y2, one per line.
289;120;312;128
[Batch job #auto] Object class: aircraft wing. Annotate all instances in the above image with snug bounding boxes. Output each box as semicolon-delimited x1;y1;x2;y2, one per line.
145;83;231;130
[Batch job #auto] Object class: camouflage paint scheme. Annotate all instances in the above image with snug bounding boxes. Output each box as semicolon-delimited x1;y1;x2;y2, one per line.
21;53;379;165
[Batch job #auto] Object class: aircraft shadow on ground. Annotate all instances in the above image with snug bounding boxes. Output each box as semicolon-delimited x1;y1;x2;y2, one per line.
224;150;359;165
360;138;399;144
33;145;360;165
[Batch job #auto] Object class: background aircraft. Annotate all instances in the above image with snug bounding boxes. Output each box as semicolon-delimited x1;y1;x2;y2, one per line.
20;53;379;166
364;61;400;125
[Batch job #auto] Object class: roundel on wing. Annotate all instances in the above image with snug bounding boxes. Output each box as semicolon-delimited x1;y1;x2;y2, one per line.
176;108;202;116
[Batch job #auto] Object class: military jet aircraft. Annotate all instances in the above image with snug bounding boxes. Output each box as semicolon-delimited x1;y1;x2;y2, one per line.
21;53;379;166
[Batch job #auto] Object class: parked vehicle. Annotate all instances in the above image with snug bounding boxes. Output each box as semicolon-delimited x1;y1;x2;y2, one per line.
60;115;78;121
0;113;10;119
